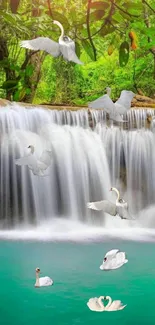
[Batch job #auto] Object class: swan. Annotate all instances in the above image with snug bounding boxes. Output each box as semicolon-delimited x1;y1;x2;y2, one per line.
87;187;133;220
88;88;135;122
99;249;128;270
87;296;105;312
20;20;83;65
35;267;53;287
87;296;126;312
15;145;53;176
104;296;127;311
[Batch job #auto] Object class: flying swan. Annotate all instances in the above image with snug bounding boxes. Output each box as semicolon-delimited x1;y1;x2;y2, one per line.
35;267;53;287
15;145;52;176
87;296;126;312
87;187;132;220
99;249;128;270
88;88;135;122
20;20;83;65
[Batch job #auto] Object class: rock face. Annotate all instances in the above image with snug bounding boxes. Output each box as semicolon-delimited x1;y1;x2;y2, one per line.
0;98;10;106
132;94;155;108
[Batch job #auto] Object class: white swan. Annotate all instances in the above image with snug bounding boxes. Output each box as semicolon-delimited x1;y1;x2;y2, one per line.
87;296;126;312
87;296;105;312
20;20;83;65
100;249;128;270
87;187;133;220
35;267;53;287
88;88;135;122
15;145;52;176
104;296;127;311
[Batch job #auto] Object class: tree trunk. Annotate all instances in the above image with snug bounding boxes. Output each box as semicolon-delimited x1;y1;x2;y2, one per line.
0;37;15;100
23;52;45;103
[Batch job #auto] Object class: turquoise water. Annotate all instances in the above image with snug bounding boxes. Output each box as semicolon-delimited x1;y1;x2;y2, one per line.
0;240;154;325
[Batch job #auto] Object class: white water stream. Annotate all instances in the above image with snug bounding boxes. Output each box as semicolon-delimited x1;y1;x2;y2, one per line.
0;103;155;241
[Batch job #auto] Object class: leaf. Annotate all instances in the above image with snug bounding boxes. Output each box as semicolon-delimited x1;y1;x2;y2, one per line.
10;0;20;13
25;88;31;95
90;10;105;21
75;42;81;58
100;24;115;36
123;1;143;11
108;44;115;55
119;41;129;67
46;11;70;29
82;40;95;61
112;12;126;23
25;65;34;77
144;28;155;38
1;80;18;90
13;90;21;101
90;1;109;10
10;64;20;72
2;11;17;24
129;31;138;50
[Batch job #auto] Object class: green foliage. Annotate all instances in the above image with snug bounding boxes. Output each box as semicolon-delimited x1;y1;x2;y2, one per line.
0;0;155;104
119;42;130;67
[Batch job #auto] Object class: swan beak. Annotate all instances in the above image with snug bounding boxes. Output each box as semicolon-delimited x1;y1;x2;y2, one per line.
104;296;107;300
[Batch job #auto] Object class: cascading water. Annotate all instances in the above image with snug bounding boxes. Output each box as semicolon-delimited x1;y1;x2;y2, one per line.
0;103;155;241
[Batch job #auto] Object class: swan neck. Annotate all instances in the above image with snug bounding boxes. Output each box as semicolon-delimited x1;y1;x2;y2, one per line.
112;188;120;202
98;296;105;310
35;272;40;287
106;88;111;96
105;296;112;309
54;20;64;39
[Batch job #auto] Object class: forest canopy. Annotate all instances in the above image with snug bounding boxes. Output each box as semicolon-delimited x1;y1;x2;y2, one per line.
0;0;155;105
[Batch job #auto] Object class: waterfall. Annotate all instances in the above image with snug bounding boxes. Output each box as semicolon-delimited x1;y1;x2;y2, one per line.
0;104;110;227
95;124;155;213
0;103;155;240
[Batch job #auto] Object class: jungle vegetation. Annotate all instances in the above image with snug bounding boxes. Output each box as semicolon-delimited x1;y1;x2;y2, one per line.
0;0;155;105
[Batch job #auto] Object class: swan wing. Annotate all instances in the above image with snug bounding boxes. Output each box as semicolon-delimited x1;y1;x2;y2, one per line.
116;251;126;262
88;94;115;114
116;204;133;220
31;168;49;176
39;276;53;286
109;112;125;122
39;150;53;167
20;37;61;57
87;298;102;311
112;252;128;267
60;41;83;65
105;249;119;258
115;90;135;113
107;300;125;311
103;258;124;270
87;200;116;215
15;154;36;167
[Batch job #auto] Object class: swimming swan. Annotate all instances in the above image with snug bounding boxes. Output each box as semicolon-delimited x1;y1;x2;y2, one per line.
87;296;126;312
20;20;83;65
104;296;127;311
88;89;135;122
87;187;133;220
87;296;105;312
100;249;128;270
35;267;53;287
15;145;53;176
